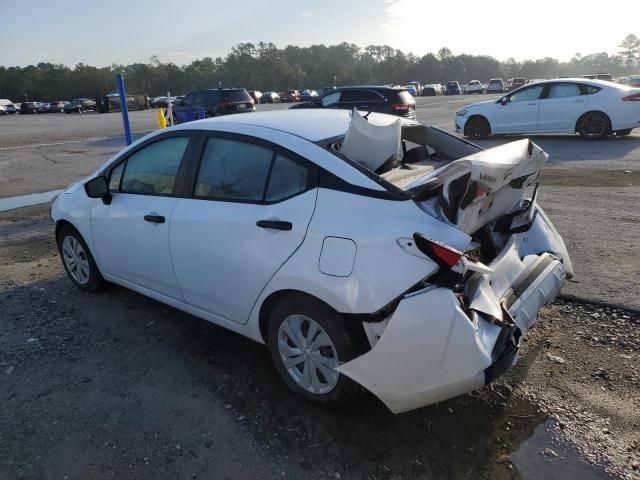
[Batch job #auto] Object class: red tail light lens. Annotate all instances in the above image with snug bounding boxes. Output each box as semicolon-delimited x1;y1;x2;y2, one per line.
622;93;640;101
391;103;410;111
413;233;463;267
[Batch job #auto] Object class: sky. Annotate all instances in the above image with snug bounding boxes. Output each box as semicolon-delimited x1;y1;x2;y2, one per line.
0;0;635;67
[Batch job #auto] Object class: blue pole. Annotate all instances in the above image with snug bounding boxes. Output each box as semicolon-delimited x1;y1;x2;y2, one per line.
116;74;133;146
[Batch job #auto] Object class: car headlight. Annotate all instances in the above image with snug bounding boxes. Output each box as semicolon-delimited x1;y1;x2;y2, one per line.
456;109;468;116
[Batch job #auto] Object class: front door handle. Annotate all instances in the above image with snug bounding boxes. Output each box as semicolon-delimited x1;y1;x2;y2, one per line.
256;220;292;231
144;214;165;224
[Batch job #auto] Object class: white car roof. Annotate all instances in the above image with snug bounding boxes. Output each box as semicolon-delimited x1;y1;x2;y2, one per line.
531;78;627;89
172;109;412;142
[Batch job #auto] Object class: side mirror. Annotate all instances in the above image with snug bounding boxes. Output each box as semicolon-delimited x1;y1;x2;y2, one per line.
84;176;111;205
500;97;509;105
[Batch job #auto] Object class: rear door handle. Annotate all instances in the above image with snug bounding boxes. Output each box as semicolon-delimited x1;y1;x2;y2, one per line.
256;220;292;231
144;214;165;224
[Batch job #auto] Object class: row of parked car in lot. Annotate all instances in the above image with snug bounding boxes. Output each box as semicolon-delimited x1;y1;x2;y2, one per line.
0;92;153;116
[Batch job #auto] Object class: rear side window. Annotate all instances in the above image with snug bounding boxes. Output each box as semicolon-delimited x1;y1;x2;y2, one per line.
581;85;601;95
265;155;309;202
119;137;189;195
548;84;581;98
341;90;381;102
203;91;221;103
223;90;252;102
194;138;312;202
195;138;273;200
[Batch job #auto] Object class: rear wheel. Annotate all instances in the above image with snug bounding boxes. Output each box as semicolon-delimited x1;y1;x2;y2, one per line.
56;224;105;292
267;294;362;406
577;112;610;140
464;116;491;139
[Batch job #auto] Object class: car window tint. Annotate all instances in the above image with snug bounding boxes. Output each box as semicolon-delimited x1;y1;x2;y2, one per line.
548;84;581;98
193;92;206;104
194;138;273;200
341;90;379;102
182;94;194;106
120;137;189;195
109;162;125;191
265;154;309;202
582;85;601;95
320;91;341;106
203;91;221;103
509;85;544;102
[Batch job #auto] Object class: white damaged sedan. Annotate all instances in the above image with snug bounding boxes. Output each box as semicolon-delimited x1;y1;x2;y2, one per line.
52;109;572;413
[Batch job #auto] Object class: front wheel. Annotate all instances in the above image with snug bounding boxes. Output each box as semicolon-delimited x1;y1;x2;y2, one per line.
56;225;105;292
577;112;610;140
464;116;491;139
267;294;362;406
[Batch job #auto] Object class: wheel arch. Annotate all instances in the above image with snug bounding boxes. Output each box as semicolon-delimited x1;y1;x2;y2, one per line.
574;110;612;133
464;114;492;136
55;219;74;240
257;289;370;355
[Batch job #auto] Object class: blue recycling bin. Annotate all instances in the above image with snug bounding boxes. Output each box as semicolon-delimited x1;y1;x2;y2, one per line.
175;109;206;124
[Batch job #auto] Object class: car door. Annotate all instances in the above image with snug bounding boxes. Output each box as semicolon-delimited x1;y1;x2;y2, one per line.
492;84;545;133
537;83;588;132
90;133;194;300
170;134;318;324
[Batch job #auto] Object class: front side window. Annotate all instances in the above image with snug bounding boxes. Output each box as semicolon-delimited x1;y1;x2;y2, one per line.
320;91;341;106
548;84;581;98
182;94;194;106
119;136;189;195
509;85;544;103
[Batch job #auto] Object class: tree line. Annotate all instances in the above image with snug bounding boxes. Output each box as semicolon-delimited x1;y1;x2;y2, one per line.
1;36;639;102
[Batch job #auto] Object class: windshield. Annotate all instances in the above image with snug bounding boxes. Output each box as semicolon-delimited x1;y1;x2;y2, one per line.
223;90;251;102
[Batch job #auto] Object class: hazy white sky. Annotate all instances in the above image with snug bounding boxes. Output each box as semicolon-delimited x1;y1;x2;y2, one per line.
0;0;635;66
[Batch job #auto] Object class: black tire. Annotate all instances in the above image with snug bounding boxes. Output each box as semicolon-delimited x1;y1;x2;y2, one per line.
267;294;362;407
56;224;106;293
464;115;491;139
616;129;632;136
577;112;610;140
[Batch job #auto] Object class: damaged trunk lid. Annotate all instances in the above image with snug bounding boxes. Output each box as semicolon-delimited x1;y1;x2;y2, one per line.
407;139;547;235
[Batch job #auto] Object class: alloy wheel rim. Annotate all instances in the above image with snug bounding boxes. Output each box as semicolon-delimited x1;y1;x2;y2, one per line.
582;114;606;137
468;119;485;138
62;236;90;285
277;314;339;394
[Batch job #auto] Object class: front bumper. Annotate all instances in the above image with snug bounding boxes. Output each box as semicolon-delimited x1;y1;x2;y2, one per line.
336;252;565;414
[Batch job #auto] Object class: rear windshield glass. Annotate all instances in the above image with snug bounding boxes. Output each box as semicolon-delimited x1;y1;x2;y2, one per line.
397;91;414;103
223;90;251;102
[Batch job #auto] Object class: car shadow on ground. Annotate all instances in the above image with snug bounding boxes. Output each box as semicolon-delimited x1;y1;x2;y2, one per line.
1;276;549;479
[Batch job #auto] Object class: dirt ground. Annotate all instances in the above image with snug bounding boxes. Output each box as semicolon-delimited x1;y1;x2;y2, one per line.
1;204;638;480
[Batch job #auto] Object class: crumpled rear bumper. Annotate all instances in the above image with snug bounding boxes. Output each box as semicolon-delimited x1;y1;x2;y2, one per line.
336;256;565;414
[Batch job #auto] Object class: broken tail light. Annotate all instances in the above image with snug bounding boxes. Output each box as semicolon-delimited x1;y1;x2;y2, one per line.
413;233;464;288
